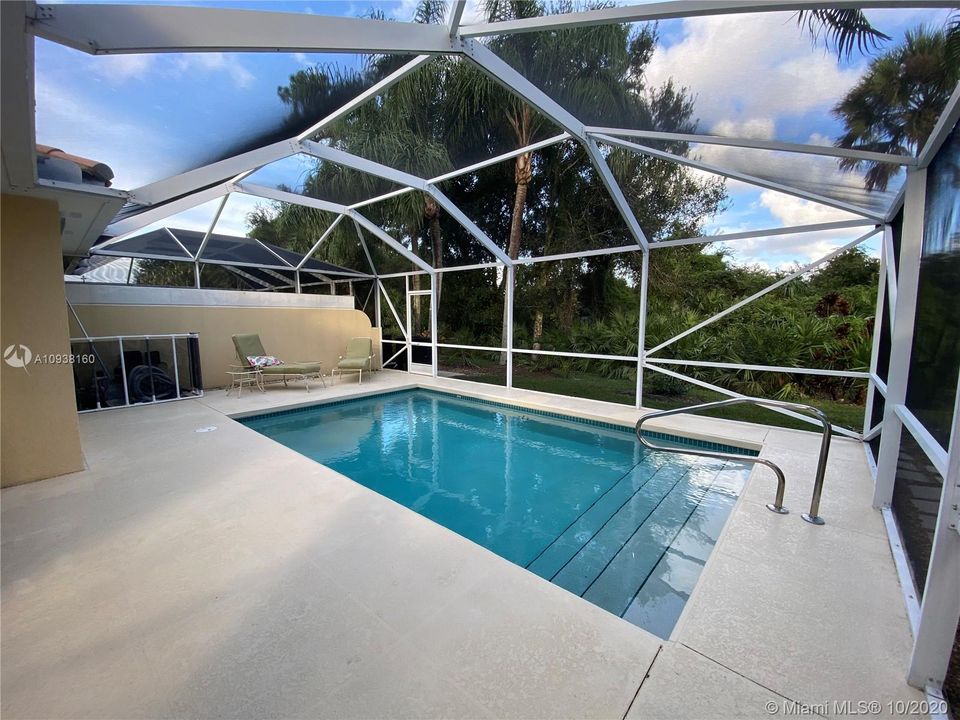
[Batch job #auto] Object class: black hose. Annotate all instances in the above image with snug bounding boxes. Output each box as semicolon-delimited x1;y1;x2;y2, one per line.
128;364;177;402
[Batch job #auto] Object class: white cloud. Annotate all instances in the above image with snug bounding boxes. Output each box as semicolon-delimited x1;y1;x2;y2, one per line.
710;118;775;140
170;53;255;89
692;139;877;206
88;54;155;84
715;191;872;269
43;42;256;90
759;191;856;226
806;133;834;147
646;13;862;135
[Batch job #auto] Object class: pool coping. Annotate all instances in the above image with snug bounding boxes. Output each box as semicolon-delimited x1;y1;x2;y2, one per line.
225;380;765;456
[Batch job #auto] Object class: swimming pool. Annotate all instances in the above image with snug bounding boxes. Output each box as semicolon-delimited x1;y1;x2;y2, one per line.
240;389;752;638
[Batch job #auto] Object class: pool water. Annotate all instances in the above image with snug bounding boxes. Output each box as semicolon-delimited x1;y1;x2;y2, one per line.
241;389;751;638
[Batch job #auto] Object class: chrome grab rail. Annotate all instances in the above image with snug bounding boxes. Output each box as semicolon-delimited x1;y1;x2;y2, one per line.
635;397;832;525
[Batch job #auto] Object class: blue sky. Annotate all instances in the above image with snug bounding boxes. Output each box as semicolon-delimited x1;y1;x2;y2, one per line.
36;2;951;271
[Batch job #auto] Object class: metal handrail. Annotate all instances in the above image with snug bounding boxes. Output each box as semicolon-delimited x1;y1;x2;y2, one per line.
635;397;832;525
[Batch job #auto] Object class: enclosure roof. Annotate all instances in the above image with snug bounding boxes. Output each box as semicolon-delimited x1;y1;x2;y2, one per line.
91;227;368;281
11;1;960;277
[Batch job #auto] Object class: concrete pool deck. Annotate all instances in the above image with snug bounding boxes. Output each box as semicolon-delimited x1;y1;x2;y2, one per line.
1;371;923;718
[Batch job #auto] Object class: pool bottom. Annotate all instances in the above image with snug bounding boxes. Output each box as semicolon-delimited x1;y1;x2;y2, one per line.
240;389;750;639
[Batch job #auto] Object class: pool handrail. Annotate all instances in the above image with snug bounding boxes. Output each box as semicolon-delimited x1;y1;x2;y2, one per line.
635;397;832;525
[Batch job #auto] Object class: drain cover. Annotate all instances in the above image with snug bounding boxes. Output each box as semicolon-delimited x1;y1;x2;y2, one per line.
195;426;218;433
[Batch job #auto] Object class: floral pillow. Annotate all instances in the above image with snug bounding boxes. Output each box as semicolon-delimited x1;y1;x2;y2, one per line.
246;355;284;368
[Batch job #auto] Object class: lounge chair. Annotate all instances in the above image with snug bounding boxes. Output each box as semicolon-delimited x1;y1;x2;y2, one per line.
333;337;374;384
231;333;325;392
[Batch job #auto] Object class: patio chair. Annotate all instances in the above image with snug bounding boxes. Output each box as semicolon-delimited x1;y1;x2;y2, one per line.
333;337;374;384
231;333;325;392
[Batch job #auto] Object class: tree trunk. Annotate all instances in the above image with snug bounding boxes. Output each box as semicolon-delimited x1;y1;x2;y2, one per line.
499;150;532;364
409;223;422;335
425;197;443;308
532;310;543;351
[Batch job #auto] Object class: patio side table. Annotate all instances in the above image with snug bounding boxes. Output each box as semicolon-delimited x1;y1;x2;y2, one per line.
225;366;264;398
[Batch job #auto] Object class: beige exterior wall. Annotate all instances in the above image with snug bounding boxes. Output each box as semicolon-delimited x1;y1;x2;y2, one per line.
66;298;381;391
1;194;85;487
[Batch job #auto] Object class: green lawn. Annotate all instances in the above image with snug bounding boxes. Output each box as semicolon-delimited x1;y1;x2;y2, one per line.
458;367;864;433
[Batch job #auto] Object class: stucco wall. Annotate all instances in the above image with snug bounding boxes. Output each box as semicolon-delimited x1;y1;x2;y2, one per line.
1;194;85;487
65;286;381;390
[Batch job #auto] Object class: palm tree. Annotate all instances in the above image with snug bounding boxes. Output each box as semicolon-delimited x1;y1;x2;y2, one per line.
832;26;959;191
446;0;667;361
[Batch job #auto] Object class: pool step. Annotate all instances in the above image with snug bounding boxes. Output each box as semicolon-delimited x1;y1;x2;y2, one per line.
525;456;671;580
534;459;747;633
620;473;744;637
580;463;729;616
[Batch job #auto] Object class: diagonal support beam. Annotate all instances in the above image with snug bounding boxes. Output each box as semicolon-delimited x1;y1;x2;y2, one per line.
647;227;880;355
195;193;229;261
230;181;429;273
461;39;649;250
917;81;960;168
297;214;344;270
378;280;409;340
652;218;876;249
584;138;649;250
643;361;861;439
232;182;349;215
104;183;231;239
459;39;583;137
349;132;571;210
255;238;295;268
128;140;297;207
427;186;512;265
301;140;512;265
163;227;193;259
430;133;571;184
125;58;435;210
349;211;434;274
586;126;917;166
297;55;434;141
352;220;379;275
299;139;430;190
596;133;885;221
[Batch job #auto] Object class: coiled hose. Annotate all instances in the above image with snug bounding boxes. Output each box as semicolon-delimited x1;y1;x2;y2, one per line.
128;364;177;402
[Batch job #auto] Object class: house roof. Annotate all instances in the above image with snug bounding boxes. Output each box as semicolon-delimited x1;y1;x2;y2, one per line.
37;143;114;185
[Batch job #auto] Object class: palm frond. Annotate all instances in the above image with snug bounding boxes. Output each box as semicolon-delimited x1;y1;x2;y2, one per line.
796;9;890;59
946;11;960;68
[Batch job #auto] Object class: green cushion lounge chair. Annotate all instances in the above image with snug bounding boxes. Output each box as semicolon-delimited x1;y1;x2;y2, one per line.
231;333;326;392
333;337;374;384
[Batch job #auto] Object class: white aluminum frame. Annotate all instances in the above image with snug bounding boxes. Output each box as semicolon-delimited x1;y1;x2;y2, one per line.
36;3;960;693
70;332;203;412
457;0;956;36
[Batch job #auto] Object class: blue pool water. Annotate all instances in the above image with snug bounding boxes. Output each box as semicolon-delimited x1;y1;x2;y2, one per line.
241;389;751;638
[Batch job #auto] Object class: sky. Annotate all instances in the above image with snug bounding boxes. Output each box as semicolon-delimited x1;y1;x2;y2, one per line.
35;1;952;272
